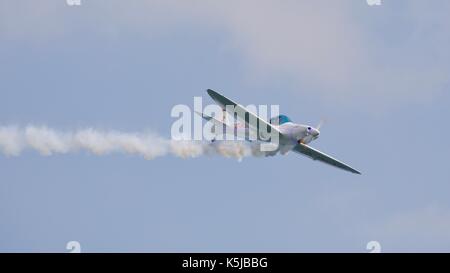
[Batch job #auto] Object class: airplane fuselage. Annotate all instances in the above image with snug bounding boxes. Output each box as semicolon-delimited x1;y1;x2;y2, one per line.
277;122;320;145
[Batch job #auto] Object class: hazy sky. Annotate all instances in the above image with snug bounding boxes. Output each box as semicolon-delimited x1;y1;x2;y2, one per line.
1;0;450;252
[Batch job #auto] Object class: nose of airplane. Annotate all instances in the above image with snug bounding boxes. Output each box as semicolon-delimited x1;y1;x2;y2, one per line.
314;129;320;137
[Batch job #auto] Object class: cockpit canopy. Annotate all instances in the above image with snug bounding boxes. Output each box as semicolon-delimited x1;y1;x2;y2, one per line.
269;115;292;125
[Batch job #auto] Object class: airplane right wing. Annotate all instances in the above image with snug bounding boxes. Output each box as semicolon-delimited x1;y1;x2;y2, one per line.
292;143;361;174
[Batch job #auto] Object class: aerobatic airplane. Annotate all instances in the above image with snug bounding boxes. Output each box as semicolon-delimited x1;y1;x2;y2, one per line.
199;89;361;174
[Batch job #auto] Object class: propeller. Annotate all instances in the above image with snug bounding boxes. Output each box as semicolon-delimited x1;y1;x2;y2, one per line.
316;118;327;131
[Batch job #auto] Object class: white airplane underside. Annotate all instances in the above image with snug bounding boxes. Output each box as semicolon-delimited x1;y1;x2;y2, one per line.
200;89;361;174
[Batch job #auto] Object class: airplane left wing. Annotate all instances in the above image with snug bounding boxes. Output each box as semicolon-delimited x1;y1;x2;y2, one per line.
292;143;361;174
206;89;282;141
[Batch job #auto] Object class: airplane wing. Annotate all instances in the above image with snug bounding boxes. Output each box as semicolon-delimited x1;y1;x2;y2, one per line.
206;89;282;141
292;143;361;174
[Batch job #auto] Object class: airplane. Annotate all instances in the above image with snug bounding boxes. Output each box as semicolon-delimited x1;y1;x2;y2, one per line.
199;89;361;174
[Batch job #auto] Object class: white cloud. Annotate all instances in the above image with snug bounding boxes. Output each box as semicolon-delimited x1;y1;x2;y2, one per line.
373;204;450;251
1;0;449;108
201;1;450;107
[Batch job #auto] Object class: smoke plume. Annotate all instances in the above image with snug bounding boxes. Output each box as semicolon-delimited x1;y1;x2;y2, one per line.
0;125;258;161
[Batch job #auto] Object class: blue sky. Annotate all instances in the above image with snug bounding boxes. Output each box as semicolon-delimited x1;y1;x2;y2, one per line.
1;0;450;252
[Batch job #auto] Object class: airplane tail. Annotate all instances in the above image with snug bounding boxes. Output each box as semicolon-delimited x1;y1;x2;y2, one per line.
194;111;228;126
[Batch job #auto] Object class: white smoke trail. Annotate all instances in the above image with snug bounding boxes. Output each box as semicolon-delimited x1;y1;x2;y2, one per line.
0;126;24;156
0;125;259;161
